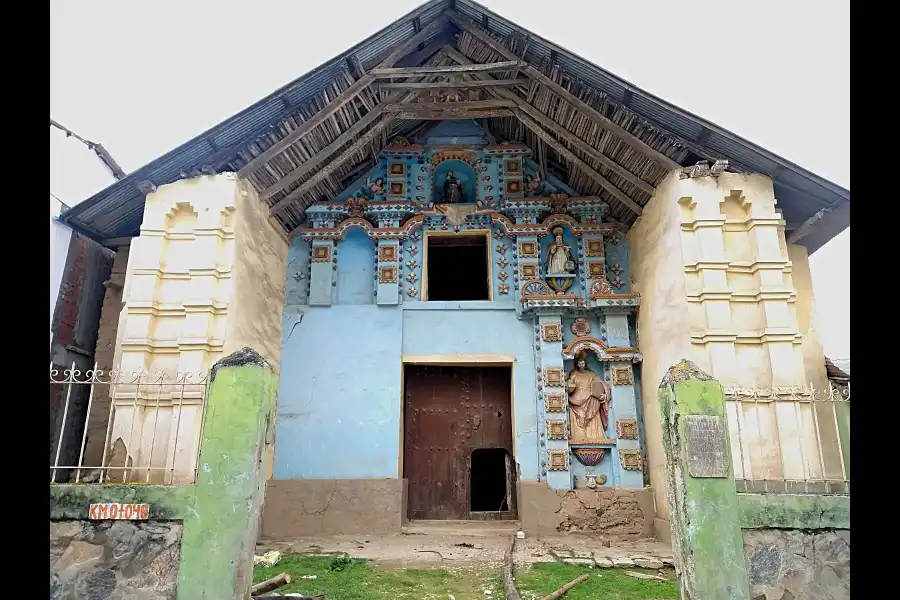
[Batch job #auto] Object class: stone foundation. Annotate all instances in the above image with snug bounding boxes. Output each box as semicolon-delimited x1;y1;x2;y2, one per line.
744;529;850;600
50;520;182;600
260;478;406;538
519;480;655;539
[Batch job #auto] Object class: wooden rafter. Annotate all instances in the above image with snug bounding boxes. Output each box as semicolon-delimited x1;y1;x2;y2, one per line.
514;109;643;215
384;99;515;112
237;15;449;178
441;46;655;196
269;117;394;217
370;60;525;77
447;10;681;171
392;108;514;119
378;78;529;90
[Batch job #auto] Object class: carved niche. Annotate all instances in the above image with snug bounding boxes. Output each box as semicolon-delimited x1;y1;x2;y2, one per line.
548;449;569;471
545;393;566;413
311;245;332;262
540;322;562;342
546;420;568;440
543;368;565;387
611;365;634;386
619;449;643;471
616;419;638;440
519;241;538;258
378;266;398;284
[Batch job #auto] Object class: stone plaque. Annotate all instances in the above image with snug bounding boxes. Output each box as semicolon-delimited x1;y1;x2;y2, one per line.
683;415;729;478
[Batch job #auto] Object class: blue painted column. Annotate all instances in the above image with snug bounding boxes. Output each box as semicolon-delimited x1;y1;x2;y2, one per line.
308;239;335;306
537;313;571;489
609;360;643;488
513;234;540;304
376;240;400;305
582;233;607;295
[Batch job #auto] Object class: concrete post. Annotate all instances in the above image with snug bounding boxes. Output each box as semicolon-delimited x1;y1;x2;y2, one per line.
178;348;278;600
658;359;749;600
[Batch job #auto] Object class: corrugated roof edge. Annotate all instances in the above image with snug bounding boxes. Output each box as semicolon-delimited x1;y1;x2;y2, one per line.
61;0;849;254
60;0;452;223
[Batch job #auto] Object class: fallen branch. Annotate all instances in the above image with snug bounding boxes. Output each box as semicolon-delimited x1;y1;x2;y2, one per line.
538;574;589;600
625;570;667;581
251;572;291;596
503;535;521;600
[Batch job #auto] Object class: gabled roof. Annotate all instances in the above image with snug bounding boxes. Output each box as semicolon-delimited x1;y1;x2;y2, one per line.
60;0;849;253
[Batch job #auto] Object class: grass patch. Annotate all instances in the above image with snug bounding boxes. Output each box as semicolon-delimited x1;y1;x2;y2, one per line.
514;562;679;600
253;553;503;600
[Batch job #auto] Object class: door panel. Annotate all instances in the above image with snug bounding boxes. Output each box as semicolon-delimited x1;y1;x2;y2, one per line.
404;365;513;520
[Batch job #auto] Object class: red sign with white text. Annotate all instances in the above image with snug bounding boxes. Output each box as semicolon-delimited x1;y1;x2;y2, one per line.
88;503;150;520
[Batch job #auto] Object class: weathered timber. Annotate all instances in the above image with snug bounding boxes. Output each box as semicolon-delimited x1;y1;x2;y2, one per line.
384;99;515;112
538;574;589;600
250;572;291;596
514;109;643;215
238;16;448;177
378;78;530;90
270;117;394;217
441;46;654;195
787;207;832;244
447;11;681;171
263;54;452;206
261;105;386;200
393;108;514;120
370;60;524;77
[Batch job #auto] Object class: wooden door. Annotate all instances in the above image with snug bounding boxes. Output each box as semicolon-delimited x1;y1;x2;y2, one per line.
403;365;513;520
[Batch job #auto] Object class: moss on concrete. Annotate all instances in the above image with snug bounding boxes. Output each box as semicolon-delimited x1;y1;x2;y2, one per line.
658;359;750;600
738;493;850;529
177;348;277;600
50;484;196;520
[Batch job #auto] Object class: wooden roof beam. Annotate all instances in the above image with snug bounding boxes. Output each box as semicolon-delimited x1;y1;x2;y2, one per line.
391;107;514;120
370;60;524;77
514;109;643;215
378;78;529;90
441;46;655;195
447;9;681;171
384;99;514;113
262;53;454;203
269;117;395;217
238;15;449;177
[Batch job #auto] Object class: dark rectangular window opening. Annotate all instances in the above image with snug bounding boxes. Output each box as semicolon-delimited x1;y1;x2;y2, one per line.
426;234;489;301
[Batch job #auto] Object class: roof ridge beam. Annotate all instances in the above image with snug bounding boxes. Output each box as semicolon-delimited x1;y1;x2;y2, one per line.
447;9;681;171
238;15;449;178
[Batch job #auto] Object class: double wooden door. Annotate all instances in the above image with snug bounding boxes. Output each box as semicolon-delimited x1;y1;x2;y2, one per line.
403;365;514;520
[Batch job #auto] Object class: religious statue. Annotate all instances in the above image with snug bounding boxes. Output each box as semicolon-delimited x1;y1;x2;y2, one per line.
441;171;466;204
566;352;612;443
525;170;548;196
546;227;575;275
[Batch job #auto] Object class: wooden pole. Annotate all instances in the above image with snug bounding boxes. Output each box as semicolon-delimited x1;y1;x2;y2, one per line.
537;574;589;600
250;572;291;596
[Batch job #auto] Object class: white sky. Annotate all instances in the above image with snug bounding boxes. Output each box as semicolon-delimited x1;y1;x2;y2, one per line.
49;0;849;357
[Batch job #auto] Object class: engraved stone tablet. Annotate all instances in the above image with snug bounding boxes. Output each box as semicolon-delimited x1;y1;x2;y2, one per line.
683;415;729;478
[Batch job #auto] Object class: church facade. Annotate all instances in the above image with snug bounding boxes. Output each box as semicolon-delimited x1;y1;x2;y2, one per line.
59;0;849;540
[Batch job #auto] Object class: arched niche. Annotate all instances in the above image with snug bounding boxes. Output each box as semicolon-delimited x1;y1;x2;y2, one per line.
539;223;580;295
433;159;476;204
336;227;375;305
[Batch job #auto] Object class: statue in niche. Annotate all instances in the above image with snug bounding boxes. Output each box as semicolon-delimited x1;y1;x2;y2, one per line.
525;170;549;196
546;227;575;275
567;352;612;442
441;171;467;204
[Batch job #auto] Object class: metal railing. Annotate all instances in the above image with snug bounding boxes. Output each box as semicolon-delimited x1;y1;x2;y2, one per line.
724;382;850;494
49;363;209;485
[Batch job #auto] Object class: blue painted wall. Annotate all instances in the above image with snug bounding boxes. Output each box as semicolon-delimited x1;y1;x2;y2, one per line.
274;305;403;479
336;228;375;305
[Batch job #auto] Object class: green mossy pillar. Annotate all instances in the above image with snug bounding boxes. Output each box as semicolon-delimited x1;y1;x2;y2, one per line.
178;348;277;600
658;359;749;600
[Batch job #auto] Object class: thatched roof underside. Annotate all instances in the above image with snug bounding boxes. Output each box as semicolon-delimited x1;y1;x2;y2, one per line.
61;0;849;251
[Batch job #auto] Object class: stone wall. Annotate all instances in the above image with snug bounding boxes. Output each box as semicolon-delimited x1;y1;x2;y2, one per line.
518;480;655;539
743;529;850;600
50;520;182;600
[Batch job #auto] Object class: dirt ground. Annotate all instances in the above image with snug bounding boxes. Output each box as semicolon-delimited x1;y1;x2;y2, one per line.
257;524;672;569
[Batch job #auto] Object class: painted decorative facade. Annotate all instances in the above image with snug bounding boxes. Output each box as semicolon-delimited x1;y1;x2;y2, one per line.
276;121;645;492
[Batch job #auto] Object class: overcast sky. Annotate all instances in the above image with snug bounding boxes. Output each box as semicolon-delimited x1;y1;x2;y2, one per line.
49;0;849;358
